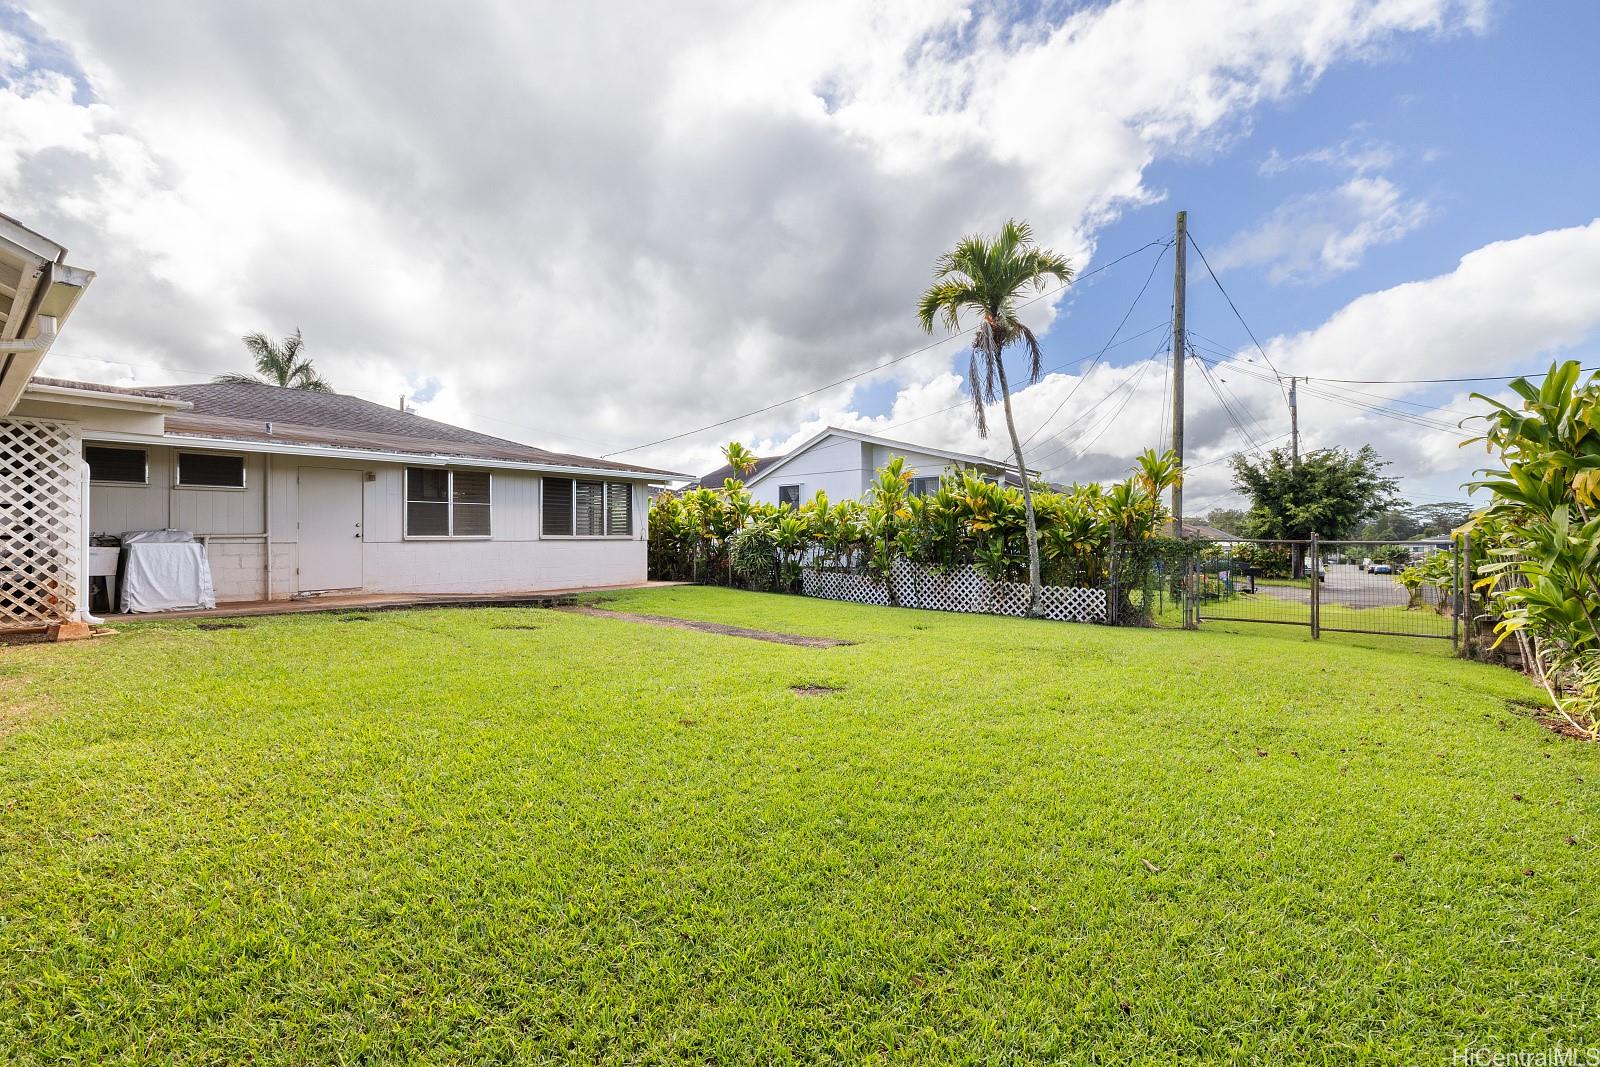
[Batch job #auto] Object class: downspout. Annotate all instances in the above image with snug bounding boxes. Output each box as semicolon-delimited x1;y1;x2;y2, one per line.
263;453;273;601
78;460;102;625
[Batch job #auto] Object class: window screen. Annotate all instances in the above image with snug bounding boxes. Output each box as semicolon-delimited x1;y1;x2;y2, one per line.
543;477;573;536
452;471;492;537
405;468;491;537
86;445;147;484
605;482;632;536
406;468;450;536
910;476;940;498
176;452;246;488
778;484;802;508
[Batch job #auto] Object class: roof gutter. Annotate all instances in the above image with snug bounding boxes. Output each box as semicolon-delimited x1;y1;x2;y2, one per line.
0;217;96;416
19;379;192;413
78;427;692;482
0;311;59;415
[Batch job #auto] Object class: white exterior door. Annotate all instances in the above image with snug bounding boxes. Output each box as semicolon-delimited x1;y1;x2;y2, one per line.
297;467;363;592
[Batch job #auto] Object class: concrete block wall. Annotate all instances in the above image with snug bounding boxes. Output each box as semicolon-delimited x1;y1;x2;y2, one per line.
204;538;267;602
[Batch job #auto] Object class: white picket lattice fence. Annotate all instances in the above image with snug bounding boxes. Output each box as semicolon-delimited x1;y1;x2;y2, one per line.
802;558;1106;623
0;417;83;629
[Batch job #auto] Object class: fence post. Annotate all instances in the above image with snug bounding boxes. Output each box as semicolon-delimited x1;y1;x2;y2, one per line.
1309;532;1321;639
1457;532;1470;657
1107;528;1118;626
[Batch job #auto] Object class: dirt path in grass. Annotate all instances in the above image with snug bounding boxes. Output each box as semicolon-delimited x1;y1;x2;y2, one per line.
558;606;854;648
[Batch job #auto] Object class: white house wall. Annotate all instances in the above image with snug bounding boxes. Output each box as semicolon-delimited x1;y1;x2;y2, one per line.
87;444;651;603
750;434;984;505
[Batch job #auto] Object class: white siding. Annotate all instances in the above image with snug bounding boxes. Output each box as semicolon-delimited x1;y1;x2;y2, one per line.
88;445;651;603
747;434;979;506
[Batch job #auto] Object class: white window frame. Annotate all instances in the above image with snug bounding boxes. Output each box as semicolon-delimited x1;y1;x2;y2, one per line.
173;450;248;491
540;477;634;539
909;476;940;498
86;445;149;486
777;483;804;508
404;467;493;540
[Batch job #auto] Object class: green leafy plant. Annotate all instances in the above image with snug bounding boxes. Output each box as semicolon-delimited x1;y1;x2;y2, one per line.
1466;360;1600;740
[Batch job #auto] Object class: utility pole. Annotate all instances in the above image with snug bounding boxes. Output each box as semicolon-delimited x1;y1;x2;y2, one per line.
1289;376;1300;465
1170;209;1187;536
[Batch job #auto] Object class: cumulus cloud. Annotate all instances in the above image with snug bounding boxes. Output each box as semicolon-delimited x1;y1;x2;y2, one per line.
1216;175;1432;283
3;0;1488;476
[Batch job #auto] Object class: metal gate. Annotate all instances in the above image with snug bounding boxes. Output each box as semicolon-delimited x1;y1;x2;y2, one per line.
1187;536;1464;645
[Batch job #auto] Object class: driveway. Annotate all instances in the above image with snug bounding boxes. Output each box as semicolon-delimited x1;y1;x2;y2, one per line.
1254;564;1410;609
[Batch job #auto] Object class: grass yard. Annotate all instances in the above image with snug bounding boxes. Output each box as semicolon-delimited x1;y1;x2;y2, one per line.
1;587;1595;1063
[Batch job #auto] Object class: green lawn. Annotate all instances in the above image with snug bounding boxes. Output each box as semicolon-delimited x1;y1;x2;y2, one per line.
1;587;1594;1063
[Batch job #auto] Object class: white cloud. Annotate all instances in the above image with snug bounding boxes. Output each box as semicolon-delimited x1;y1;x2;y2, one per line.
3;0;1487;477
1216;176;1432;283
1259;135;1399;176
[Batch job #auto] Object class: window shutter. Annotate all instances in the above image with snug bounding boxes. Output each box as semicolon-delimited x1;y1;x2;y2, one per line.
176;452;246;488
575;480;606;536
85;446;148;484
543;478;574;536
605;482;632;536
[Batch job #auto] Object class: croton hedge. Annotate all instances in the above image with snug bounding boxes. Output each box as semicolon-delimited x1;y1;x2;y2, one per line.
649;449;1185;617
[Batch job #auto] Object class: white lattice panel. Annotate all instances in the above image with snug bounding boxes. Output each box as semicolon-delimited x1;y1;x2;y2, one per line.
802;560;1105;624
0;417;83;629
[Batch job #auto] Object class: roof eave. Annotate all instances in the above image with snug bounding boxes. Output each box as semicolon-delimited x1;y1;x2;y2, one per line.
20;380;192;413
80;427;691;481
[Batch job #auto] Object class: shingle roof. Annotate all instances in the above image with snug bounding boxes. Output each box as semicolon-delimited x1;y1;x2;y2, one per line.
688;455;784;489
148;381;680;478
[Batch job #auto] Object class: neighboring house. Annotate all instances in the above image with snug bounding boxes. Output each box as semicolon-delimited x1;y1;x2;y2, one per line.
693;426;1036;507
1162;520;1241;541
0;216;684;631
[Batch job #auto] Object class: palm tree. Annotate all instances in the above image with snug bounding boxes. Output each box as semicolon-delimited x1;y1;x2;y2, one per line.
917;219;1071;617
213;329;333;392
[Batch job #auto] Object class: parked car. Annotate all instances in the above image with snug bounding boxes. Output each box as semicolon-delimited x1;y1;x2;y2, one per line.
1371;562;1393;575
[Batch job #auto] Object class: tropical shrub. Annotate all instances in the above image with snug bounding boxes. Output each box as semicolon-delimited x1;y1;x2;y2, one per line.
647;449;1184;625
1466;360;1600;740
728;524;781;592
1394;551;1453;613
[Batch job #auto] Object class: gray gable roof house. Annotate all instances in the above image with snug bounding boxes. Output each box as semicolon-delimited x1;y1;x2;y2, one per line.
0;215;689;631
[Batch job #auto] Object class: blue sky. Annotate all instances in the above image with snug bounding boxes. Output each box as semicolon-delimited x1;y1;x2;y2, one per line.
3;0;1598;509
849;0;1600;511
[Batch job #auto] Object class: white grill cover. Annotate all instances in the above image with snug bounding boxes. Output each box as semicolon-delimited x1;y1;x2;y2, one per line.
118;541;216;613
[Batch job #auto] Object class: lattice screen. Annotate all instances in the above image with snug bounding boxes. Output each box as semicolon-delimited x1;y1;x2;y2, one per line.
0;417;83;629
803;559;1106;624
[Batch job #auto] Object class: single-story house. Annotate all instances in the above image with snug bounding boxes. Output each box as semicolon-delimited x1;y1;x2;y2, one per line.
0;216;684;632
690;426;1038;507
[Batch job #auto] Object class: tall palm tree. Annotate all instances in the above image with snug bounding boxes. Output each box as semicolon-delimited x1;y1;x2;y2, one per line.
917;219;1072;617
213;328;333;392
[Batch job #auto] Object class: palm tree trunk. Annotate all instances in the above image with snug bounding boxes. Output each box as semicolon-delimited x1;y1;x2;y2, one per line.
993;355;1043;617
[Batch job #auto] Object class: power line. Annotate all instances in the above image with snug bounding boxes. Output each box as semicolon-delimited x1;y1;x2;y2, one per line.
603;236;1172;459
1020;240;1172;447
1029;327;1171;470
1185;431;1294;470
1306;366;1600;385
1193;352;1469;437
1188;334;1274;445
1191;347;1265;457
880;320;1170;434
1185;230;1288;397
